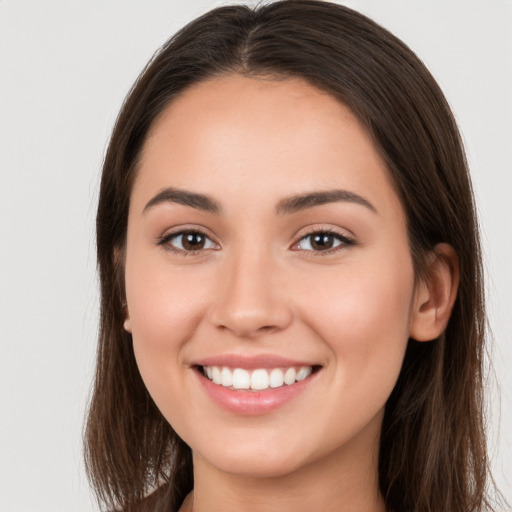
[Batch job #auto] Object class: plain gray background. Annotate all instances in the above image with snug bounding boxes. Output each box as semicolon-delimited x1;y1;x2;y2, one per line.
0;1;511;510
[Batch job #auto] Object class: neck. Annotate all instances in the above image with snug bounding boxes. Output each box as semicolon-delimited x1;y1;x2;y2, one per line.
185;415;386;512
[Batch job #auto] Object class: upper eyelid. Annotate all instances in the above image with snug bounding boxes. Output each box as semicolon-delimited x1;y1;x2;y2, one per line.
298;228;350;239
292;224;355;242
160;225;218;241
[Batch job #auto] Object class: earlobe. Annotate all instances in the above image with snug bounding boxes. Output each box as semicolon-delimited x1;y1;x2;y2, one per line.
123;317;132;333
114;246;131;333
122;301;132;333
409;243;459;342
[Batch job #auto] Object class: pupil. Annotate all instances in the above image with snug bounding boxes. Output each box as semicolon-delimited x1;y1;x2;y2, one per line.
312;234;333;250
183;233;204;250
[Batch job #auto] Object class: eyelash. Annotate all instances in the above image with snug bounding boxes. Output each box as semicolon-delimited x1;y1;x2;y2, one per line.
157;228;354;256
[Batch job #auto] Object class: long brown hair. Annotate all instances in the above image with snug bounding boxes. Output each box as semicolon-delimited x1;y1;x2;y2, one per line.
85;2;498;511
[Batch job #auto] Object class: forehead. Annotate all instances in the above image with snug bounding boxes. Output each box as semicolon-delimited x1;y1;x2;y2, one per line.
133;74;404;223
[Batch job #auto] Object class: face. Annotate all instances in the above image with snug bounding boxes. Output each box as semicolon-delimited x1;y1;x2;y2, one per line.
124;75;419;478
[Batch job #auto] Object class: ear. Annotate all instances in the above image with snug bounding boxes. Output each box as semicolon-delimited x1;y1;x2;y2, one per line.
114;246;132;333
123;303;132;333
123;312;132;334
409;243;459;342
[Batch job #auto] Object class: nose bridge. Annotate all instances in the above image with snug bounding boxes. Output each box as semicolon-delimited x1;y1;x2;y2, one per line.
209;240;292;338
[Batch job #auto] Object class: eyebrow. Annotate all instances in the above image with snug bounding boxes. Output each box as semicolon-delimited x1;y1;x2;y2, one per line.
142;187;377;216
143;187;221;214
276;190;377;215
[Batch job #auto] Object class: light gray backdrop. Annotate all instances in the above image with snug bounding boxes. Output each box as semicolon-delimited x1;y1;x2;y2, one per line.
0;1;510;510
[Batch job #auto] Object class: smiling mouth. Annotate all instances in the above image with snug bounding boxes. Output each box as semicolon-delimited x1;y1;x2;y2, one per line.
198;365;320;391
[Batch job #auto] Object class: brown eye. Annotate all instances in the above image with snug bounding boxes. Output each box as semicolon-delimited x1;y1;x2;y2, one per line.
310;233;336;250
182;232;206;250
295;231;352;252
163;230;217;252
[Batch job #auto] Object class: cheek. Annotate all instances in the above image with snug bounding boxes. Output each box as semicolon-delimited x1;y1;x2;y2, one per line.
125;249;210;348
296;256;415;405
123;248;211;411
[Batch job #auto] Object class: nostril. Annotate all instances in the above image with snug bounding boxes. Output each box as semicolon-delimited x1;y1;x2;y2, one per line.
258;325;278;333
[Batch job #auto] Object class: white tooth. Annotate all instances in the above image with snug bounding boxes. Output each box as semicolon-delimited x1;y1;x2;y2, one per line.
269;368;284;388
284;367;296;385
296;366;312;381
251;369;269;390
232;368;251;389
221;367;233;387
212;366;222;385
205;366;213;380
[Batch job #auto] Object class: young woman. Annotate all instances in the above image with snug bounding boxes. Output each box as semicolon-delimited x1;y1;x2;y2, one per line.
84;1;501;511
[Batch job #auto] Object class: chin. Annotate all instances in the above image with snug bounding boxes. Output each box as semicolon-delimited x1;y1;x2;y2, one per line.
204;449;305;479
186;427;309;478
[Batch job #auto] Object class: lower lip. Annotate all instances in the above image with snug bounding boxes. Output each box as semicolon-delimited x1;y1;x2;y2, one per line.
195;369;319;415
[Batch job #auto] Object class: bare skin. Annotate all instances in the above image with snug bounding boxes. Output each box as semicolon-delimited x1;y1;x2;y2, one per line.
123;75;458;512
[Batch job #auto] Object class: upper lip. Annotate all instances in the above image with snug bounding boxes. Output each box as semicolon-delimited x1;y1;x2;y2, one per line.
192;353;320;370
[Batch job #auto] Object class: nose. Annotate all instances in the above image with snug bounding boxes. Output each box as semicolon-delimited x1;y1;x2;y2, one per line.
208;249;293;339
